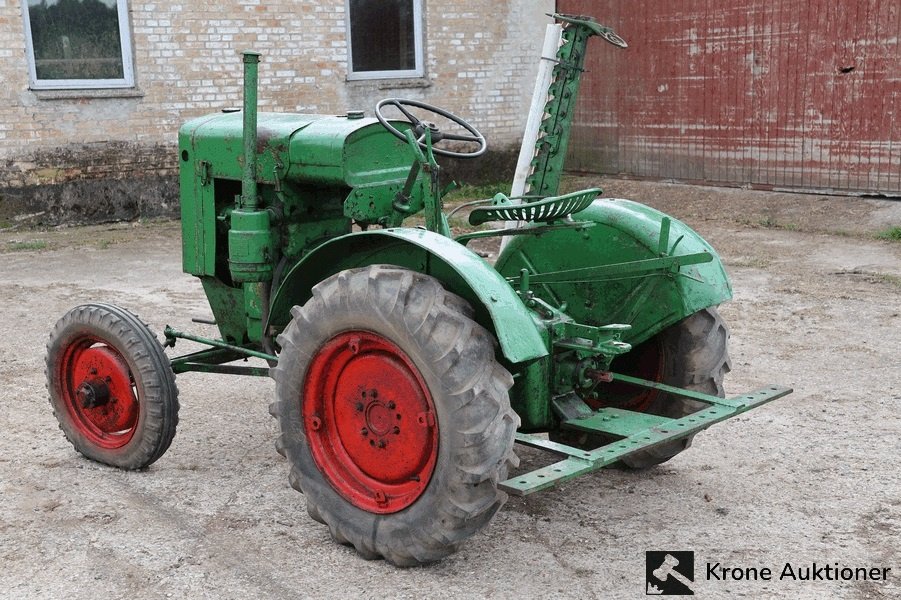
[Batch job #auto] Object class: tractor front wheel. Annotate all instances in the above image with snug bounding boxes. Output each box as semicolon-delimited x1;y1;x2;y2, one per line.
46;303;179;469
270;266;518;566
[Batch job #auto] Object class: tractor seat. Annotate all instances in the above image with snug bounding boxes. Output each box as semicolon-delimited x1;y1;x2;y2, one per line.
467;188;601;226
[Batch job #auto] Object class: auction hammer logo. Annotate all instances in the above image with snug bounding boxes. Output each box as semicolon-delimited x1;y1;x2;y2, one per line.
646;551;695;595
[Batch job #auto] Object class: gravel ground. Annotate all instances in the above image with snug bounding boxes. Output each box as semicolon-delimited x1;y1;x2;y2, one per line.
1;177;899;599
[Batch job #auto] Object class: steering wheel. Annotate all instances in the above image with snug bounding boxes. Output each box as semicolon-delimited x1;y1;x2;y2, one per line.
375;98;487;159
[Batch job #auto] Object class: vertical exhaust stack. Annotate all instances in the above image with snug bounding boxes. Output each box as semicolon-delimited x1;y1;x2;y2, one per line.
229;50;274;290
228;50;275;343
240;51;260;211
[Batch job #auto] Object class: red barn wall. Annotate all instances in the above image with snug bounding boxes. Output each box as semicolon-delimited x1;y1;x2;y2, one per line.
560;0;901;195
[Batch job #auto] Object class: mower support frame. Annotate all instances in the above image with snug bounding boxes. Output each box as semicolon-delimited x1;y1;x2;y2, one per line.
500;375;792;496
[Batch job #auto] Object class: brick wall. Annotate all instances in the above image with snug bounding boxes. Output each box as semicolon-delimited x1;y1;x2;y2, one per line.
0;0;553;222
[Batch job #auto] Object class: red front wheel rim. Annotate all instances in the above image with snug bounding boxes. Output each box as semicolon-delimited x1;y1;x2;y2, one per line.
303;331;438;514
57;335;140;449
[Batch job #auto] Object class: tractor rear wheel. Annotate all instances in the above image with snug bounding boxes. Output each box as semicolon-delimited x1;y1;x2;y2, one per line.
553;306;730;469
46;303;179;469
270;265;518;566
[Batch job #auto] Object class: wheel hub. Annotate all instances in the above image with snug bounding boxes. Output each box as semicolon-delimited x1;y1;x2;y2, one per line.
60;341;139;448
76;380;111;409
414;121;440;138
363;392;398;438
303;331;438;514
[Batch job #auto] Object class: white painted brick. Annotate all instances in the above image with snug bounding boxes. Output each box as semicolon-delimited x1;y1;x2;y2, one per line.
0;0;554;166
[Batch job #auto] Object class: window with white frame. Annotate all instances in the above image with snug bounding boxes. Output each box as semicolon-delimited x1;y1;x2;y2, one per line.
346;0;423;80
21;0;134;90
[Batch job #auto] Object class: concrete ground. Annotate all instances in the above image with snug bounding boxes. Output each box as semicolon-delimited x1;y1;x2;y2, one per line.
1;177;899;599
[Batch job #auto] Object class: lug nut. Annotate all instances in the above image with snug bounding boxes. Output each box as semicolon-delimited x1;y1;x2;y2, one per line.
386;401;395;409
361;427;368;436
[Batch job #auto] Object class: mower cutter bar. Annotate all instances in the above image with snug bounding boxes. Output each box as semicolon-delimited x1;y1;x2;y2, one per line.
499;378;792;496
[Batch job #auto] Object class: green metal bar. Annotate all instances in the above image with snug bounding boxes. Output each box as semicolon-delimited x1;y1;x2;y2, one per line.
391;158;421;215
454;221;594;246
551;320;631;357
241;51;260;210
513;433;598;459
170;347;247;374
564;408;672;438
169;343;270;376
657;217;671;255
505;252;713;285
610;372;746;409
174;363;270;377
164;326;278;363
500;384;792;496
170;346;243;367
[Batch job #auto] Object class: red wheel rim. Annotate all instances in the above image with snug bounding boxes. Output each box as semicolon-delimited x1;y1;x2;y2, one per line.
586;337;664;412
57;334;139;449
303;331;438;514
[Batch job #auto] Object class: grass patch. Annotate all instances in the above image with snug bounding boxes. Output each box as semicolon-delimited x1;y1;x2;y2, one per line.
875;226;901;241
835;269;901;289
727;256;771;269
446;214;491;234
7;240;48;251
443;182;507;206
879;274;901;288
757;215;798;230
735;215;802;232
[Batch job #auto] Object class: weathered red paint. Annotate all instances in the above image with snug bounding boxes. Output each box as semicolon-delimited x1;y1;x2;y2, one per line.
57;338;139;449
302;331;438;514
561;0;901;195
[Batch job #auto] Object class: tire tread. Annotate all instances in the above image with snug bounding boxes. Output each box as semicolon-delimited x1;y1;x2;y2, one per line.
45;303;179;470
271;265;517;566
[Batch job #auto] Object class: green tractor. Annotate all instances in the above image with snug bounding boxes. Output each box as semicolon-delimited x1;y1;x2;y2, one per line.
46;15;790;566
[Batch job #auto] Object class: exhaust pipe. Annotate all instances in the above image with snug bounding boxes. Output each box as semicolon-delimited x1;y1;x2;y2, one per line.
241;50;260;211
229;50;274;287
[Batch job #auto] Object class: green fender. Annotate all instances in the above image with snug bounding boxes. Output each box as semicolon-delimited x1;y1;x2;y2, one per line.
267;228;548;365
495;199;732;347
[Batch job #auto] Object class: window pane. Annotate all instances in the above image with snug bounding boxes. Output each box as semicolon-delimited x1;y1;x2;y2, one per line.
349;0;416;72
27;0;124;80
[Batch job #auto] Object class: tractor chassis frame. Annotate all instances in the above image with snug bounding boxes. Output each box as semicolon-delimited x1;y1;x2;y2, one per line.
163;325;791;496
165;327;276;377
